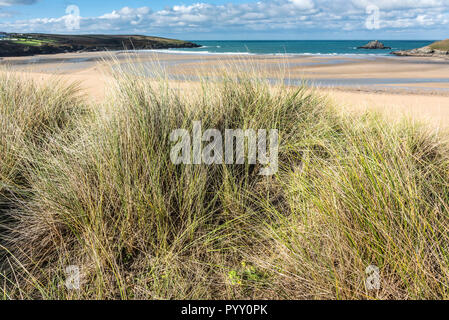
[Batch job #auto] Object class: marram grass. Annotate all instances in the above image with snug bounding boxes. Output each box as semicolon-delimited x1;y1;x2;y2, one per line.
0;63;449;300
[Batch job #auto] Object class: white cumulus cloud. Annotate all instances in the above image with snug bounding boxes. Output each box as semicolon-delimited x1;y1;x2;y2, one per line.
0;0;448;37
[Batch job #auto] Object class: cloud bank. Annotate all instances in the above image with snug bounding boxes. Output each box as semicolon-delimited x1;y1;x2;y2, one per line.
0;0;447;37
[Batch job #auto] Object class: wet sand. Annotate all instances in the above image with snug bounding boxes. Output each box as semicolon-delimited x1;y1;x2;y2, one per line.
1;51;449;127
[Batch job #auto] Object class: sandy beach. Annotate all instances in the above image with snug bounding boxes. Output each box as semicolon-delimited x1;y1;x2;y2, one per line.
2;50;449;128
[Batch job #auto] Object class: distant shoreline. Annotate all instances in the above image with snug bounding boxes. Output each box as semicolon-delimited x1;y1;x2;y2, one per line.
1;37;442;58
2;50;449;137
147;39;435;56
2;50;449;94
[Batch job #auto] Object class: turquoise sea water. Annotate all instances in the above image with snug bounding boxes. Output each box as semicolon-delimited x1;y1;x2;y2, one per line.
158;40;435;56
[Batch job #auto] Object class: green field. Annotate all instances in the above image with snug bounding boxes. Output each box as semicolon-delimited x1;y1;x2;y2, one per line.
11;38;50;46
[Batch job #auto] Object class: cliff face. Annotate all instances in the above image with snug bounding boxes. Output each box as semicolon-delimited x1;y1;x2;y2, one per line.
0;33;201;57
392;39;449;58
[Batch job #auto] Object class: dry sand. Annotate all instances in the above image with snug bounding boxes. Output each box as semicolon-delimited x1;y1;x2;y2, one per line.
1;51;449;128
325;89;449;130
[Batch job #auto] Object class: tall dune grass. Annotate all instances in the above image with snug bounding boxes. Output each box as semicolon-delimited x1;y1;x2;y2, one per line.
1;61;449;300
0;72;84;198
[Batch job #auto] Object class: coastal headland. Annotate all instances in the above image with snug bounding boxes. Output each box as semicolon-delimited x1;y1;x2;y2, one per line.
0;33;200;57
392;39;449;59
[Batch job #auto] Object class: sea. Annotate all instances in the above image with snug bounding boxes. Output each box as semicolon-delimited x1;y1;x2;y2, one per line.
154;40;434;56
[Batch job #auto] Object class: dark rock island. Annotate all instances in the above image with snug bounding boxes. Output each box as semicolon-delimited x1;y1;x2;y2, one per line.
0;33;201;57
357;40;391;50
392;39;449;59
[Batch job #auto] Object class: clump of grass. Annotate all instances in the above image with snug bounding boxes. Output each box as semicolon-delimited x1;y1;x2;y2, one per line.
0;71;84;210
0;71;86;297
255;115;449;299
1;61;449;300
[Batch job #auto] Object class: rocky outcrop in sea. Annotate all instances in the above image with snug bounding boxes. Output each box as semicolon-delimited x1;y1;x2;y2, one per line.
357;41;391;50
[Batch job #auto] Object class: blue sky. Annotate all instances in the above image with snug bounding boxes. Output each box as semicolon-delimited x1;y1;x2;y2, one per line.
0;0;448;39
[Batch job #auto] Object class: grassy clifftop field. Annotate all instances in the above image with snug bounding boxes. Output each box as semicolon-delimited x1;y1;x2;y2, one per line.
0;33;200;57
429;39;449;51
1;62;449;300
